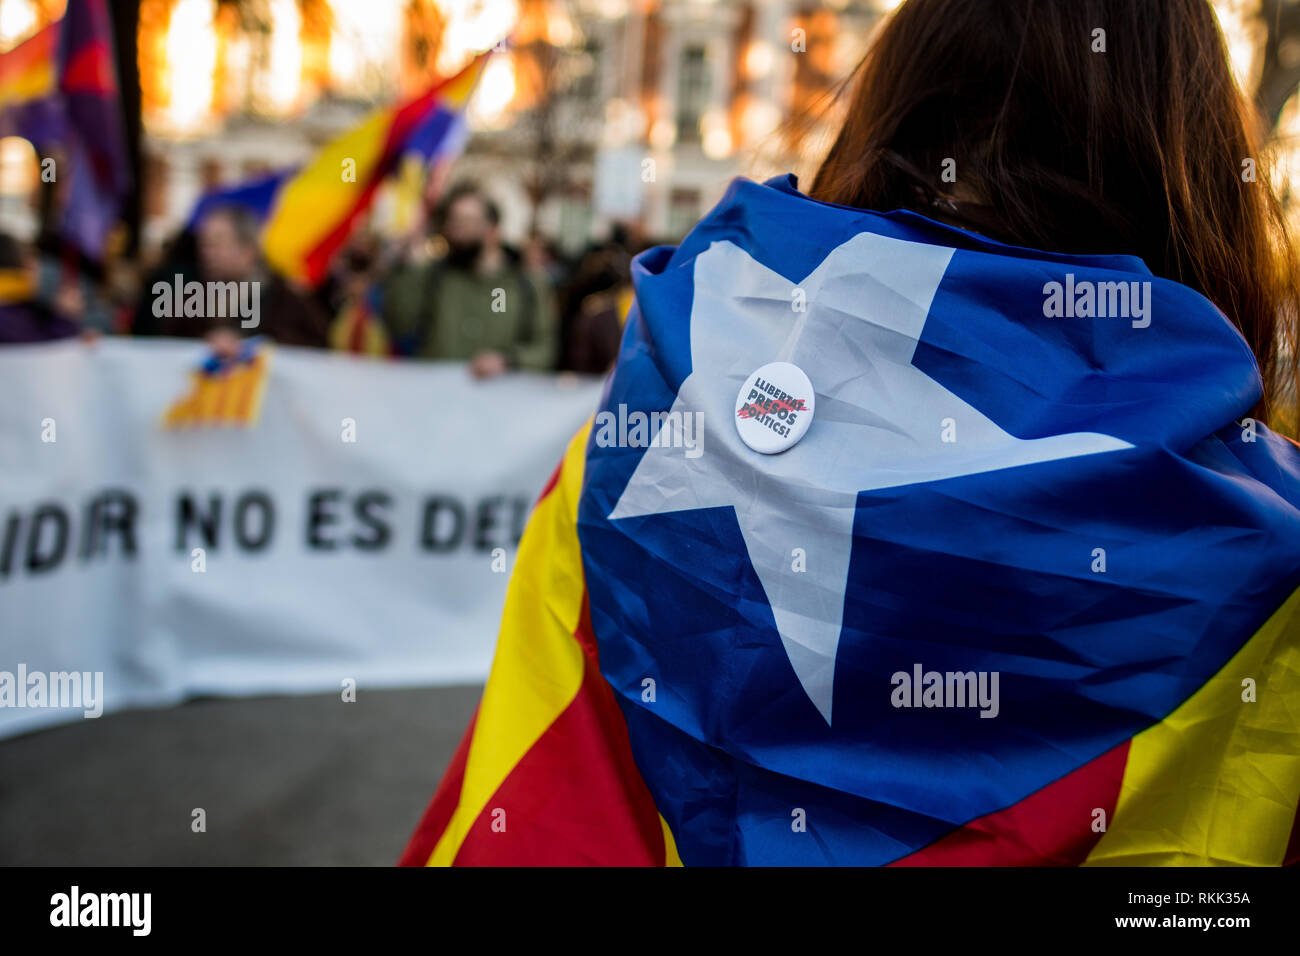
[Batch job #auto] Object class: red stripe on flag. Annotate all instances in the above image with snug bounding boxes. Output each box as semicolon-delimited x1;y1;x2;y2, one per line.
346;305;369;354
0;23;56;82
396;708;479;867
60;40;115;95
1284;799;1300;866
300;180;386;286
534;459;564;508
450;599;666;866
888;739;1130;866
299;80;460;285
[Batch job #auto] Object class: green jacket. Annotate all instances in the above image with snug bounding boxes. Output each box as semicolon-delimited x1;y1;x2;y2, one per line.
381;258;557;370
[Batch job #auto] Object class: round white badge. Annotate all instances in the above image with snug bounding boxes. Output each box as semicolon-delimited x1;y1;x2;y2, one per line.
734;361;815;454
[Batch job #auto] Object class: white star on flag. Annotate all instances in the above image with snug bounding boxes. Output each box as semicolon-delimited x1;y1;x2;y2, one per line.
610;233;1131;725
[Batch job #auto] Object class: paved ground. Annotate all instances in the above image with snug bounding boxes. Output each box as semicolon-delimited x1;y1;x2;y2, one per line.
0;685;481;866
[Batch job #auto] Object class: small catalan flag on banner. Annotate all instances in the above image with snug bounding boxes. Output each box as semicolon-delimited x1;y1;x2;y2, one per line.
162;341;273;430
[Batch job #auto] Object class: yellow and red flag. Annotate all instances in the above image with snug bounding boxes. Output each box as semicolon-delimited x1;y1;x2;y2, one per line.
162;344;273;430
0;22;57;104
402;414;1300;866
261;54;486;287
400;422;680;866
400;176;1300;866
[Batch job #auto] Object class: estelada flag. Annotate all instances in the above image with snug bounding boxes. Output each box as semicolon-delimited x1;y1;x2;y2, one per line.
261;53;485;287
162;340;273;430
401;175;1300;866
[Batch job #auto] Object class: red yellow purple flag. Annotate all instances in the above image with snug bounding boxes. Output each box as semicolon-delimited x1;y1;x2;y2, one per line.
261;54;487;287
0;22;57;105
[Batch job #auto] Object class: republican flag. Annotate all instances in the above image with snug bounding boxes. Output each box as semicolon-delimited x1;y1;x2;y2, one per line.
261;54;486;287
186;167;296;230
0;21;57;104
56;0;130;259
0;1;129;259
401;174;1300;866
0;23;61;148
57;0;129;189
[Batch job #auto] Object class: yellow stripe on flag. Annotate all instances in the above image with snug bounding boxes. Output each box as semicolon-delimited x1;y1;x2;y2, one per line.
426;421;594;866
194;375;224;424
0;60;53;101
0;269;36;302
1086;585;1300;866
438;55;484;107
661;815;683;867
230;350;272;425
161;348;272;429
161;377;199;428
0;24;56;102
220;363;250;425
261;106;393;283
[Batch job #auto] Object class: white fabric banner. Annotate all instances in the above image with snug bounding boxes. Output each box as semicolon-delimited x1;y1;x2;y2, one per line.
0;338;603;738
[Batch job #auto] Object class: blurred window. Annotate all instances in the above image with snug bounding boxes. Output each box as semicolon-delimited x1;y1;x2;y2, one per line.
668;187;700;239
676;45;710;142
558;193;592;257
0;136;38;240
572;40;602;102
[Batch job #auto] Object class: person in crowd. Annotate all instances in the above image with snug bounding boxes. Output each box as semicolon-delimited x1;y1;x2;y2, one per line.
327;240;391;357
381;183;557;377
129;227;198;336
0;232;85;344
31;232;116;335
141;205;328;354
557;238;633;374
401;0;1300;867
522;230;568;289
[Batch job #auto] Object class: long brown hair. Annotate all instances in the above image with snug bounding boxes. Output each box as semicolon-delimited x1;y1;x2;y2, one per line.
810;0;1299;430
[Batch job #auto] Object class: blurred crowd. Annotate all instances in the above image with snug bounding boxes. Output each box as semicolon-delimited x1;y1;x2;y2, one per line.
0;180;654;379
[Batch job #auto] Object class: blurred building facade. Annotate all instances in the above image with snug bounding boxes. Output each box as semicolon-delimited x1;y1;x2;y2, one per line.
127;0;897;252
3;0;1295;255
479;0;895;249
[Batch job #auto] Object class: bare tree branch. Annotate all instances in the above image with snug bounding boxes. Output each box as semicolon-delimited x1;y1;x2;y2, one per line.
1254;0;1300;129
